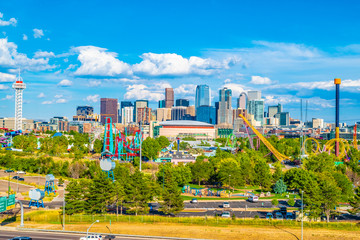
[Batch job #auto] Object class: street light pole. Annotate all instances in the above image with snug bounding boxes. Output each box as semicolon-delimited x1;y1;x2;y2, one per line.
228;175;231;198
301;190;304;240
38;167;40;186
87;220;99;239
63;182;65;231
8;172;10;197
139;121;142;172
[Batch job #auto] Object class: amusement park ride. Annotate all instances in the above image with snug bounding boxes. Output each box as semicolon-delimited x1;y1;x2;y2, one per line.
100;117;143;180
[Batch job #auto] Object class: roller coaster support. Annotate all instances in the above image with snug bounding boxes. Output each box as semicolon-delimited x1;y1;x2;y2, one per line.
334;78;341;157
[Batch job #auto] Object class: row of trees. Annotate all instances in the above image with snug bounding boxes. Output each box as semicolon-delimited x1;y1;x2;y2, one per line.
65;164;183;216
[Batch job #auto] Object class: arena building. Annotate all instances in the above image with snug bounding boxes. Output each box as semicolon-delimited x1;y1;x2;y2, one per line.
158;120;215;140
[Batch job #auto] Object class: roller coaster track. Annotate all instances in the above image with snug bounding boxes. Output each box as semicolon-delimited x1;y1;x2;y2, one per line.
238;114;289;161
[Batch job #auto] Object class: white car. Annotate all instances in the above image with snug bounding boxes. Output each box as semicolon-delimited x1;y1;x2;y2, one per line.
79;235;103;240
17;171;26;174
223;202;230;208
221;211;231;218
248;195;259;202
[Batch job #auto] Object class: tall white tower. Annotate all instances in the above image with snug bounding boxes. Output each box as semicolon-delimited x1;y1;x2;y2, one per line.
12;71;26;131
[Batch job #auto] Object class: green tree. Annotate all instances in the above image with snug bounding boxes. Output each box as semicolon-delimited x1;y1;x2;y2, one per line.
160;168;184;215
288;198;295;207
273;178;287;194
86;172;113;214
349;186;360;214
142;137;161;160
254;159;272;191
93;139;103;153
272;162;283;183
64;179;89;215
217;158;244;188
156;136;170;149
190;158;212;185
332;172;353;202
111;180;126;216
271;199;279;206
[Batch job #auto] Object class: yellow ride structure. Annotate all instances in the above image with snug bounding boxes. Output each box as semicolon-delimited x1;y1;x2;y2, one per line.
238;113;289;162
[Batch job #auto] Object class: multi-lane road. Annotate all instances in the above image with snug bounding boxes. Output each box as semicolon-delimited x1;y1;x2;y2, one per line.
0;229;195;240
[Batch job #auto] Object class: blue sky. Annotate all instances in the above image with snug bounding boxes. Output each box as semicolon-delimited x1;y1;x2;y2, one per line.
0;0;360;123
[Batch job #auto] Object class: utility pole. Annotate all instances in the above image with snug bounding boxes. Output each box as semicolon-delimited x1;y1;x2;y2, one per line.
38;167;40;186
8;172;10;197
301;190;304;240
139;120;142;172
228;175;231;198
63;182;65;231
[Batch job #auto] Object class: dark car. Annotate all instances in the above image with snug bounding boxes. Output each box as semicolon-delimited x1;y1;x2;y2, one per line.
12;176;20;180
18;177;25;181
104;235;116;240
9;237;32;240
280;207;287;215
4;169;14;173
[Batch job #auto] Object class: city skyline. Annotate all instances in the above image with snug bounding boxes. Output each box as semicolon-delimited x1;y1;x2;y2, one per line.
1;1;360;123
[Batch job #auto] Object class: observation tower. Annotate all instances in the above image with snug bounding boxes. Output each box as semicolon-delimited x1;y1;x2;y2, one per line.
12;70;26;131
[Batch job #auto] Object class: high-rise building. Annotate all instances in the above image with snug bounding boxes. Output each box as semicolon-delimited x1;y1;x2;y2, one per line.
156;108;172;121
237;92;247;109
121;106;134;125
248;100;265;125
275;112;290;126
12;71;26;131
195;85;211;110
217;87;233;125
135;100;148;123
137;107;151;124
268;104;282;118
165;88;174;108
100;98;118;124
312;118;324;129
186;106;196;117
171;106;187;120
176;99;189;107
196;106;216;124
247;91;261;101
158;100;165;108
76;106;94;116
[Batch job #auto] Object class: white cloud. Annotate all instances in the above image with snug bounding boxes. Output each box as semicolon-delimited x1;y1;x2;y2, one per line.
41;100;53;104
264;95;333;108
0;38;54;71
0;72;16;82
66;64;76;70
56;98;67;103
73;46;132;77
0;84;8;90
124;84;164;101
133;53;238;76
174;84;196;95
222;83;248;97
88;80;101;87
54;94;63;98
1;94;13;100
34;50;55;58
33;29;44;38
22;34;27;40
37;92;45;98
57;79;72;87
86;94;100;103
224;79;231;83
250;76;272;85
0;12;17;27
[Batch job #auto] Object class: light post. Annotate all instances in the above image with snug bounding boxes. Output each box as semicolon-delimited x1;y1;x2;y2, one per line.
8;172;10;197
86;220;99;239
228;175;231;198
139;121;142;172
38;167;41;186
301;190;304;240
63;182;66;230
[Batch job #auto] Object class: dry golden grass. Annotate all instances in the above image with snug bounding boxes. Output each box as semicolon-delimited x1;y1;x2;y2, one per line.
6;221;360;240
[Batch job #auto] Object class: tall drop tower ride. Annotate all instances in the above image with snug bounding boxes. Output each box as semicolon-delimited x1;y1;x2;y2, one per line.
12;71;26;131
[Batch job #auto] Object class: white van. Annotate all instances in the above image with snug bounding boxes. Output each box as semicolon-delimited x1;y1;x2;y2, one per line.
248;195;259;202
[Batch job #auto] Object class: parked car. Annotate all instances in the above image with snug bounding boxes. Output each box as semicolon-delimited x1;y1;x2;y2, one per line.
12;176;20;180
286;212;293;220
18;177;24;181
266;212;273;219
103;235;115;240
17;171;26;174
191;198;198;203
79;234;103;240
223;202;230;208
280;207;287;215
9;237;32;240
221;211;231;218
275;212;284;220
4;169;14;173
248;195;259;202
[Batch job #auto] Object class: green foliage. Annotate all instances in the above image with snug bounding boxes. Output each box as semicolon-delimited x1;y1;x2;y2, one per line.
157;163;192;187
190;158;212;185
271;199;279;206
217;158;244;188
142;137;161;160
254;159;272;191
181;136;196;141
304;153;336;173
272;162;283;183
349;186;360;214
65;179;90;215
12;135;37;152
287;198;295;207
156;136;170;149
160;168;184;215
86;172;114;214
93;139;103;153
273;178;287;194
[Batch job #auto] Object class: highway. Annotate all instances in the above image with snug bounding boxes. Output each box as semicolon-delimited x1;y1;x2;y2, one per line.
0;229;193;240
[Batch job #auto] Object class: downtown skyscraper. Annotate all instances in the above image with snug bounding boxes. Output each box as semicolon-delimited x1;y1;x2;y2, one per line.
195;85;211;110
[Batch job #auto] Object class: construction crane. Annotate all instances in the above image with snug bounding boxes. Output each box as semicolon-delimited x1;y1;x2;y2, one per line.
238;113;289;162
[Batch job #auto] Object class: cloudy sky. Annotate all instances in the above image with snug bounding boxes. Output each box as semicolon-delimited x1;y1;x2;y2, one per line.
0;0;360;123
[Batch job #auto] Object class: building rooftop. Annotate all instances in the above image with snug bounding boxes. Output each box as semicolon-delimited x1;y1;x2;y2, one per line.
158;120;214;127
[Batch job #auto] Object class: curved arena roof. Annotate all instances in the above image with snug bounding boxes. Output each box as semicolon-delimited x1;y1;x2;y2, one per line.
158;120;214;127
